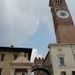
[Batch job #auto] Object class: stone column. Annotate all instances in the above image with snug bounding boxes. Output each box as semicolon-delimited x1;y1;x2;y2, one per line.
10;68;15;75
28;69;31;75
1;69;3;75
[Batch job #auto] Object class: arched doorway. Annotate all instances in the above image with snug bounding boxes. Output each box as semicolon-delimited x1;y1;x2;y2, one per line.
32;67;50;75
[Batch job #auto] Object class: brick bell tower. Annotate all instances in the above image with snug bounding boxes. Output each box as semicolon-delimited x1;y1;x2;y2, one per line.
49;0;75;43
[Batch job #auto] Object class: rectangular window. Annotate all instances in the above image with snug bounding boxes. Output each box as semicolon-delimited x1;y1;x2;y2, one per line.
61;71;66;75
72;71;75;75
24;54;26;57
0;69;2;75
0;54;5;61
22;72;25;75
14;54;18;60
59;57;64;66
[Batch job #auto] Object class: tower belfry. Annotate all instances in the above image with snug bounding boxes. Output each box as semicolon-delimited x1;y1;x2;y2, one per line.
49;0;75;43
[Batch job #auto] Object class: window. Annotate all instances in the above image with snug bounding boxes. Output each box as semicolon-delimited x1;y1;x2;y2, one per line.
61;71;66;75
24;54;26;57
72;71;75;75
22;72;25;75
0;69;2;75
55;0;63;5
14;54;18;60
0;54;5;61
59;56;65;66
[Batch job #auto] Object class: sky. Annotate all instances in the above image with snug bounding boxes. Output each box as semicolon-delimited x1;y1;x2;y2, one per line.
0;0;75;60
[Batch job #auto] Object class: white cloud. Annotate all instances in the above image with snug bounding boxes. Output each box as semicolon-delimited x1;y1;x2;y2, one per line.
0;0;74;46
0;0;50;46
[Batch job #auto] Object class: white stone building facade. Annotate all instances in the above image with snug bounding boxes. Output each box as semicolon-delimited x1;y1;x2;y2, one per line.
48;43;75;75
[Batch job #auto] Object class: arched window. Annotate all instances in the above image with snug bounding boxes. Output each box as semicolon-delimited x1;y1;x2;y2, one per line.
55;0;63;5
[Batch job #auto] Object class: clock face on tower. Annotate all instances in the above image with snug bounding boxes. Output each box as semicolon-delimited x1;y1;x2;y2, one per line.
56;10;70;19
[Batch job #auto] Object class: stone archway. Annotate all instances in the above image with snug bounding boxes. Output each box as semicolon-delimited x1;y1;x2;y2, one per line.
32;67;50;75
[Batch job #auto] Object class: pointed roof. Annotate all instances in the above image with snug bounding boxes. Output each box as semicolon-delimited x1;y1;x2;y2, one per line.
13;52;30;63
